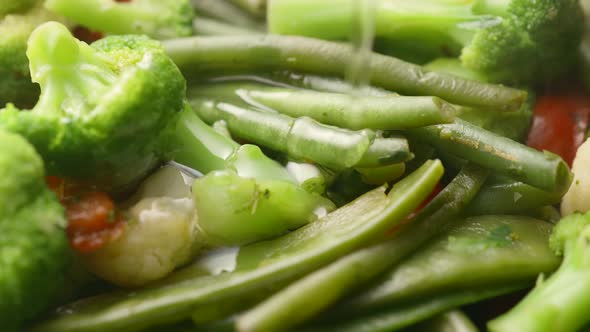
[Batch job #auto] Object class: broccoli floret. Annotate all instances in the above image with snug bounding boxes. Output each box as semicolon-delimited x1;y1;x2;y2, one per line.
0;3;65;108
268;0;585;84
0;22;186;192
45;0;194;39
0;129;69;332
488;212;590;332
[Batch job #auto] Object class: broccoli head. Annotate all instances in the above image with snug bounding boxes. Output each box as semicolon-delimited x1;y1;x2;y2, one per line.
45;0;194;39
488;212;590;332
0;22;186;192
0;129;69;331
268;0;585;84
0;2;65;108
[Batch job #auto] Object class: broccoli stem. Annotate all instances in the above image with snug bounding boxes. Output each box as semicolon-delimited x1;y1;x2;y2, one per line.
27;22;117;114
188;96;411;169
46;0;156;35
45;0;194;39
236;163;487;332
406;119;571;193
163;35;527;110
194;82;455;130
268;0;482;47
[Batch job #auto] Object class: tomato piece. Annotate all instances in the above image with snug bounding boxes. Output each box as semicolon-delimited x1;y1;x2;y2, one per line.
66;192;115;232
72;26;104;43
526;95;590;166
45;176;64;198
68;219;125;254
64;191;125;253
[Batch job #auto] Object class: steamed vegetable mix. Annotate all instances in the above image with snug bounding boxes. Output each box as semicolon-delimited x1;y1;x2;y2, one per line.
0;130;69;332
31;161;444;332
2;0;589;331
268;0;585;84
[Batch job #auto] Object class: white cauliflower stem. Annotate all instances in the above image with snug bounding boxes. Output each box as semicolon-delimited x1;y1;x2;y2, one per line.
562;138;590;216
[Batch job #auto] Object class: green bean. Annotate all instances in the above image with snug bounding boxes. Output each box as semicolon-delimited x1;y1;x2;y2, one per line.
31;161;443;332
163;35;527;110
404;310;479;332
203;73;395;96
340;215;559;313
192;18;261;36
197;82;455;130
188;97;411;169
302;285;526;332
357;163;406;185
235;163;486;332
466;176;564;215
406;119;571;192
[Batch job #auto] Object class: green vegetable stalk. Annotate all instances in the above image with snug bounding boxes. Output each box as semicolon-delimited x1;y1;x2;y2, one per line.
0;130;68;332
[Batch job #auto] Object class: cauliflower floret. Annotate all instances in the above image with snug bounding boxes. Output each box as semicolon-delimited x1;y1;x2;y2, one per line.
561;138;590;216
83;197;202;287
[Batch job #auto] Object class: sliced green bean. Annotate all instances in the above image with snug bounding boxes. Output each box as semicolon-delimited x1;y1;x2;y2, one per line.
302;285;526;332
466;176;564;215
340;215;559;313
163;35;527;110
31;161;443;332
236;163;486;332
189;97;411;169
406;119;571;192
357;163;406;185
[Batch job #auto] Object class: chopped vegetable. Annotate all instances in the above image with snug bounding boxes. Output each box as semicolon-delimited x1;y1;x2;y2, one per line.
0;129;69;332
